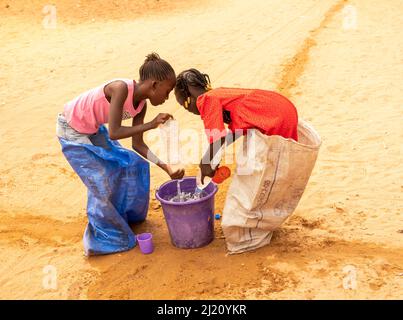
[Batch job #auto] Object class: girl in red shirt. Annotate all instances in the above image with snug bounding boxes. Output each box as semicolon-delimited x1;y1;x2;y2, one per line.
174;68;299;182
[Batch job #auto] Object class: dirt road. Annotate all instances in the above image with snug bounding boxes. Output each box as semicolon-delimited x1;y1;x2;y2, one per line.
0;0;402;299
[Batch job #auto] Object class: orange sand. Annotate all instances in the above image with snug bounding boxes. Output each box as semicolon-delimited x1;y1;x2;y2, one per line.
0;0;402;299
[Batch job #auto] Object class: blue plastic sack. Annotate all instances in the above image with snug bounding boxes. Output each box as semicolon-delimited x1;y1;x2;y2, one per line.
58;125;150;256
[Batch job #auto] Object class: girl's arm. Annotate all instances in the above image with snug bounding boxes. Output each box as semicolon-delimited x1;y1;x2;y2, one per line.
132;103;185;180
199;132;240;183
107;81;171;140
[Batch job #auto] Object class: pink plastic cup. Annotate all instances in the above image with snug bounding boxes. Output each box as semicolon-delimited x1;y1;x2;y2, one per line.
137;233;154;254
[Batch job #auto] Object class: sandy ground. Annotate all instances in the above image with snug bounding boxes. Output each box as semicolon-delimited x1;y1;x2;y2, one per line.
0;0;402;299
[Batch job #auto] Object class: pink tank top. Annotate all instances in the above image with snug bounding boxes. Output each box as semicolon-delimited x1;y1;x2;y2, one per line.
64;79;146;134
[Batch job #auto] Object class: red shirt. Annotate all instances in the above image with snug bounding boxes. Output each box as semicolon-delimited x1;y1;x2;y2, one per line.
196;88;299;144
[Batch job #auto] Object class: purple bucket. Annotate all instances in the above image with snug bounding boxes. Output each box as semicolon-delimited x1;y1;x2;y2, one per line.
155;177;218;249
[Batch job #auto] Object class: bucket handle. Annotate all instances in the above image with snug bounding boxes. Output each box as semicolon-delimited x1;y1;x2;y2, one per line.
155;187;160;200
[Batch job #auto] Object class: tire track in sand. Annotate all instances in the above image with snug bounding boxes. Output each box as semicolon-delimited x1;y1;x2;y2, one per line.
276;0;349;96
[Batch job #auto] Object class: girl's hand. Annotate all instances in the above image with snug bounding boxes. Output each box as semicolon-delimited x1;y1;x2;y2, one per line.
199;163;216;184
150;113;173;129
166;165;185;180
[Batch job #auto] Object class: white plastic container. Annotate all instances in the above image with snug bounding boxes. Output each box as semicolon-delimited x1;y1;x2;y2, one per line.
159;119;180;165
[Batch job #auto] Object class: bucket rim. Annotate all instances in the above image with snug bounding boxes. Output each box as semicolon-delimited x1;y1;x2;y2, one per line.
155;176;218;206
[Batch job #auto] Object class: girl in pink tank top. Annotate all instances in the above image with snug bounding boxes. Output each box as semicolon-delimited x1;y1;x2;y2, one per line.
63;78;146;134
56;53;185;255
58;53;185;181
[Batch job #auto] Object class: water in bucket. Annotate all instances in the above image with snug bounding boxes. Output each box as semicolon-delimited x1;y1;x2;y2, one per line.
165;179;208;203
166;166;231;203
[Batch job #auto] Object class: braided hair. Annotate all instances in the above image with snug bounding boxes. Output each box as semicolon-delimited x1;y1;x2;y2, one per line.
139;52;175;82
175;69;231;123
175;68;212;101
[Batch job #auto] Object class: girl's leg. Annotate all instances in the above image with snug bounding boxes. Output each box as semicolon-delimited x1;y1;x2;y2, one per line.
56;113;93;144
57;120;148;255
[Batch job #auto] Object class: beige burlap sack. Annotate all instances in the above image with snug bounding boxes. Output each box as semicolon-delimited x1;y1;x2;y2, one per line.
221;120;321;254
